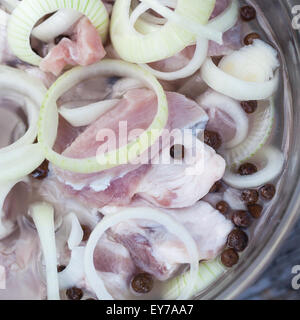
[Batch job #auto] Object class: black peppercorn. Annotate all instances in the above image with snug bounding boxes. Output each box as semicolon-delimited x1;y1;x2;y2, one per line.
227;229;249;252
131;273;154;294
221;248;239;268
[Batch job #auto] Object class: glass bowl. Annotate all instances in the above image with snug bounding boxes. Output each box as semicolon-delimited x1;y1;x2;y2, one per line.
196;0;300;300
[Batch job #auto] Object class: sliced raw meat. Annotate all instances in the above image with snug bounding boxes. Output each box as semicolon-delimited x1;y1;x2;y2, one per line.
105;200;233;280
197;90;237;144
93;233;136;299
0;219;45;299
40;17;106;76
1;180;30;240
210;0;229;19
208;0;242;56
149;46;195;72
52;89;208;209
208;22;243;57
178;71;208;100
136;131;225;208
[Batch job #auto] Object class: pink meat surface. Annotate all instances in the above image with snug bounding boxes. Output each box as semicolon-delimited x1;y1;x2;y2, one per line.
208;22;243;57
210;0;229;19
104;200;233;280
197;89;237;144
53;89;208;209
136;131;225;208
93;233;137;299
40;17;106;76
209;0;243;56
149;46;195;72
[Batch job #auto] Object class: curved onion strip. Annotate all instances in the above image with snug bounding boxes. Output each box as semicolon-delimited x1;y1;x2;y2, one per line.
141;37;208;81
196;90;249;149
59;247;85;290
0;178;28;239
0;66;47;107
141;0;222;44
0;144;44;182
130;2;150;28
223;146;284;189
111;0;216;63
162;259;225;300
207;0;239;33
67;213;84;250
32;9;82;43
131;0;177;26
38;59;168;174
0;66;46;182
225;99;275;165
59;99;120;127
200;58;279;100
7;0;109;66
135;0;237;35
0;98;39;153
84;207;199;300
30;202;60;300
138;0;238;81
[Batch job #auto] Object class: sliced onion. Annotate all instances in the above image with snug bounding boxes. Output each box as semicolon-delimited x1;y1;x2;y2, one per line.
7;0;109;65
111;0;216;63
136;0;238;35
130;0;177;27
197;90;249;149
138;0;238;81
0;65;46;107
32;9;82;43
129;1;150;28
66;213;84;250
0;144;45;182
59;246;85;290
200;58;279;100
218;39;279;83
59;99;120;127
141;0;222;44
84;207;199;300
223;146;284;189
1;98;39;152
162;259;225;300
141;38;208;81
0;177;28;239
38;59;168;174
225;99;275;165
0;66;46;182
30;202;60;300
207;0;238;33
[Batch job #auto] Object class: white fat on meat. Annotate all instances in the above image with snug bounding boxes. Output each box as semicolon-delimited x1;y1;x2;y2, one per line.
136;131;225;208
102;200;233;281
